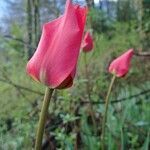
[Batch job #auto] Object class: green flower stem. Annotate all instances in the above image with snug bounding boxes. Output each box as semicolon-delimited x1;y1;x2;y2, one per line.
84;53;91;101
35;87;54;150
84;53;96;130
101;75;116;150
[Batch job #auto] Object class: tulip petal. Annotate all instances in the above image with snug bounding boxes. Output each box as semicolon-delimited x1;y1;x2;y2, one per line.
82;32;94;52
108;49;134;77
26;0;87;89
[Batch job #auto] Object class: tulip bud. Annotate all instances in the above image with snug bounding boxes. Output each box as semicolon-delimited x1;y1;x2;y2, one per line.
108;49;134;77
82;31;94;52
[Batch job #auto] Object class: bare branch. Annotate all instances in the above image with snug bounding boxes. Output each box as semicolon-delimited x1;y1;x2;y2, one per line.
134;52;150;57
0;78;44;96
3;35;35;49
81;89;150;105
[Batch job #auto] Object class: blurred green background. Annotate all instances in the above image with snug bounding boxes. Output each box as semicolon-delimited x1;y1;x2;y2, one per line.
0;0;149;149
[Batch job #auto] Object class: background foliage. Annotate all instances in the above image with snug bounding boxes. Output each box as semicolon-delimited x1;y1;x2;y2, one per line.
0;0;149;149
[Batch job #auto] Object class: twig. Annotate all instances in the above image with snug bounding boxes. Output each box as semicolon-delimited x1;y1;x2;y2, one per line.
0;78;44;95
3;35;35;49
134;52;150;57
81;89;150;105
1;77;149;103
84;53;97;130
0;78;150;104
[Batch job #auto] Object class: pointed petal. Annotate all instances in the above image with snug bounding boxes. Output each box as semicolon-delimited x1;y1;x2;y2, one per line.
26;0;87;89
82;32;94;52
108;49;134;77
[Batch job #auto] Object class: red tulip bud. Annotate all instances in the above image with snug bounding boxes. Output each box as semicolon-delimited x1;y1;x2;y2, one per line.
26;0;87;89
82;32;94;52
108;49;134;77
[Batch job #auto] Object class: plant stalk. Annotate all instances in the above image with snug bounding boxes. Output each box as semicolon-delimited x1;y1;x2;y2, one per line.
35;87;54;150
84;53;96;130
101;75;116;150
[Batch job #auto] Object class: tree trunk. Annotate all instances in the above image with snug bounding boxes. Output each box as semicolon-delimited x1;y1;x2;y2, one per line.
86;0;95;8
33;0;40;46
27;0;33;59
142;0;150;51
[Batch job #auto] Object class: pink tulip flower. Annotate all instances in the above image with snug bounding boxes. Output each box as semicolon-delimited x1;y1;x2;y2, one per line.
26;0;87;89
108;49;134;77
82;32;94;52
